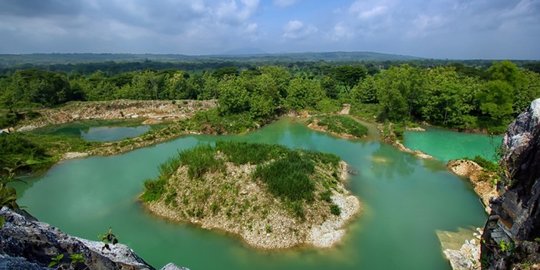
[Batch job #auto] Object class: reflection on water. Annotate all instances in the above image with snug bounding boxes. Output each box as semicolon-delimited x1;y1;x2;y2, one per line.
31;120;150;142
18;119;487;270
81;125;150;142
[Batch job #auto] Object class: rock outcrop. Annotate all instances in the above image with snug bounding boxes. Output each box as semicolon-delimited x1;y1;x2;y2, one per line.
481;98;540;269
0;207;188;270
447;159;498;213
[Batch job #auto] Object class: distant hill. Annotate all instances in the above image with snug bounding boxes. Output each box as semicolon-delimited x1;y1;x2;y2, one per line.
0;51;422;68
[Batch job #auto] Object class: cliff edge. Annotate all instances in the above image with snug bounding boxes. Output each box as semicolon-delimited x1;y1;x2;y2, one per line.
481;98;540;269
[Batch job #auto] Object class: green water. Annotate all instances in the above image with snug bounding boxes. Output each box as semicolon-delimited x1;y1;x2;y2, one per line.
31;120;150;142
403;128;503;162
81;126;150;142
17;119;486;270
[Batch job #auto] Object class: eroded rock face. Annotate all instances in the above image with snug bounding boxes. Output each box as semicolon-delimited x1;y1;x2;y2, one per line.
481;98;540;269
0;207;188;270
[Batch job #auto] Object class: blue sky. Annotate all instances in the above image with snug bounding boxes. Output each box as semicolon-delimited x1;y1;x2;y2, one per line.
0;0;539;59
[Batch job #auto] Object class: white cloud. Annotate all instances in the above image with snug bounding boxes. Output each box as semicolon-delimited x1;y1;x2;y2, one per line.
282;20;317;39
349;0;390;20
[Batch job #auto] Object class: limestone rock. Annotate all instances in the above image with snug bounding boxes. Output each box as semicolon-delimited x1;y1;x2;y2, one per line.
481;98;540;269
0;207;189;270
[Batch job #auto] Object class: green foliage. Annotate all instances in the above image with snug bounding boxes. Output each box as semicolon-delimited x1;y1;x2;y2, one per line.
185;109;256;134
0;216;4;228
315;98;340;113
179;145;224;179
70;253;84;265
1;69;82;108
48;254;64;268
477;80;514;125
141;179;167;202
472;155;499;172
317;115;368;138
216;141;286;164
351;76;378;104
499;239;514;253
320;190;332;203
218;78;251;115
330;204;341;216
0;133;52;175
0;111;20;128
285;77;325;110
254;152;315;202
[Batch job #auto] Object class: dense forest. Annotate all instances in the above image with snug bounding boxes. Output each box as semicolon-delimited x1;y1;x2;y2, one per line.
1;60;539;134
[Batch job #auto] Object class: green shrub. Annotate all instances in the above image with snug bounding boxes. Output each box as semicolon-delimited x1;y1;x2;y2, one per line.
179;145;224;179
253;152;315;202
330;204;341;216
472;155;499;172
320;190;332;203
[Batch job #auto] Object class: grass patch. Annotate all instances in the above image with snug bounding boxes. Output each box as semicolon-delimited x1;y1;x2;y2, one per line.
179;145;225;179
471;155;499;172
316;115;368;138
254;152;316;202
141;156;182;202
216;141;286;164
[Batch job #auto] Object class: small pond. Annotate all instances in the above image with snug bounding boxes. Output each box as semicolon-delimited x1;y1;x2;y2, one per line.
32;120;150;142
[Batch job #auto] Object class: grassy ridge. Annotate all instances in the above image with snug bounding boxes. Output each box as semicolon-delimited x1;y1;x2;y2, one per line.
315;115;368;138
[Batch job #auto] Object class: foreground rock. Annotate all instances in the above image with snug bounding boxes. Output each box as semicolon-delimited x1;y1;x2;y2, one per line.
447;160;498;213
0;207;187;270
481;98;540;269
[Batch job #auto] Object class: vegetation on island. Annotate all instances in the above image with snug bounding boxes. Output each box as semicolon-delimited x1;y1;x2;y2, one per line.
142;141;343;219
139;141;359;249
309;115;368;138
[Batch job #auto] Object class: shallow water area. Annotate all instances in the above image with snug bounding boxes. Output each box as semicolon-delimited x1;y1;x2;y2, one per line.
403;128;503;162
17;119;488;270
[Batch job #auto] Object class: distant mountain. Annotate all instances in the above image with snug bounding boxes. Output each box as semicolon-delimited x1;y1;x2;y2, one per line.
0;51;422;67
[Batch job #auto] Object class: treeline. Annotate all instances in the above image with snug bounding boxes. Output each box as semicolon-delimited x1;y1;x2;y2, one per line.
1;61;539;132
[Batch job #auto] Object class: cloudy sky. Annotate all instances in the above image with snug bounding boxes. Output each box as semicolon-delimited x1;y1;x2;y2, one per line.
0;0;539;59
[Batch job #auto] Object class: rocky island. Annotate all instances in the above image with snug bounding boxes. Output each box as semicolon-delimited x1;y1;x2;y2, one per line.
140;141;360;249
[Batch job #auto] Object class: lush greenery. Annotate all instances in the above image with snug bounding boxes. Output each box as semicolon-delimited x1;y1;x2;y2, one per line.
315;115;368;138
141;142;342;218
2;59;539;178
2;60;538;133
0;134;52;174
351;61;540;132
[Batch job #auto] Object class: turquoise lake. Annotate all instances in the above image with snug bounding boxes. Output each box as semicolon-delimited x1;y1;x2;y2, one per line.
17;119;488;270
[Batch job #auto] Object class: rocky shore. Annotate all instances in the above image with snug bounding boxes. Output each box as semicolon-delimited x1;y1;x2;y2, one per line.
0;207;187;270
447;159;498;213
